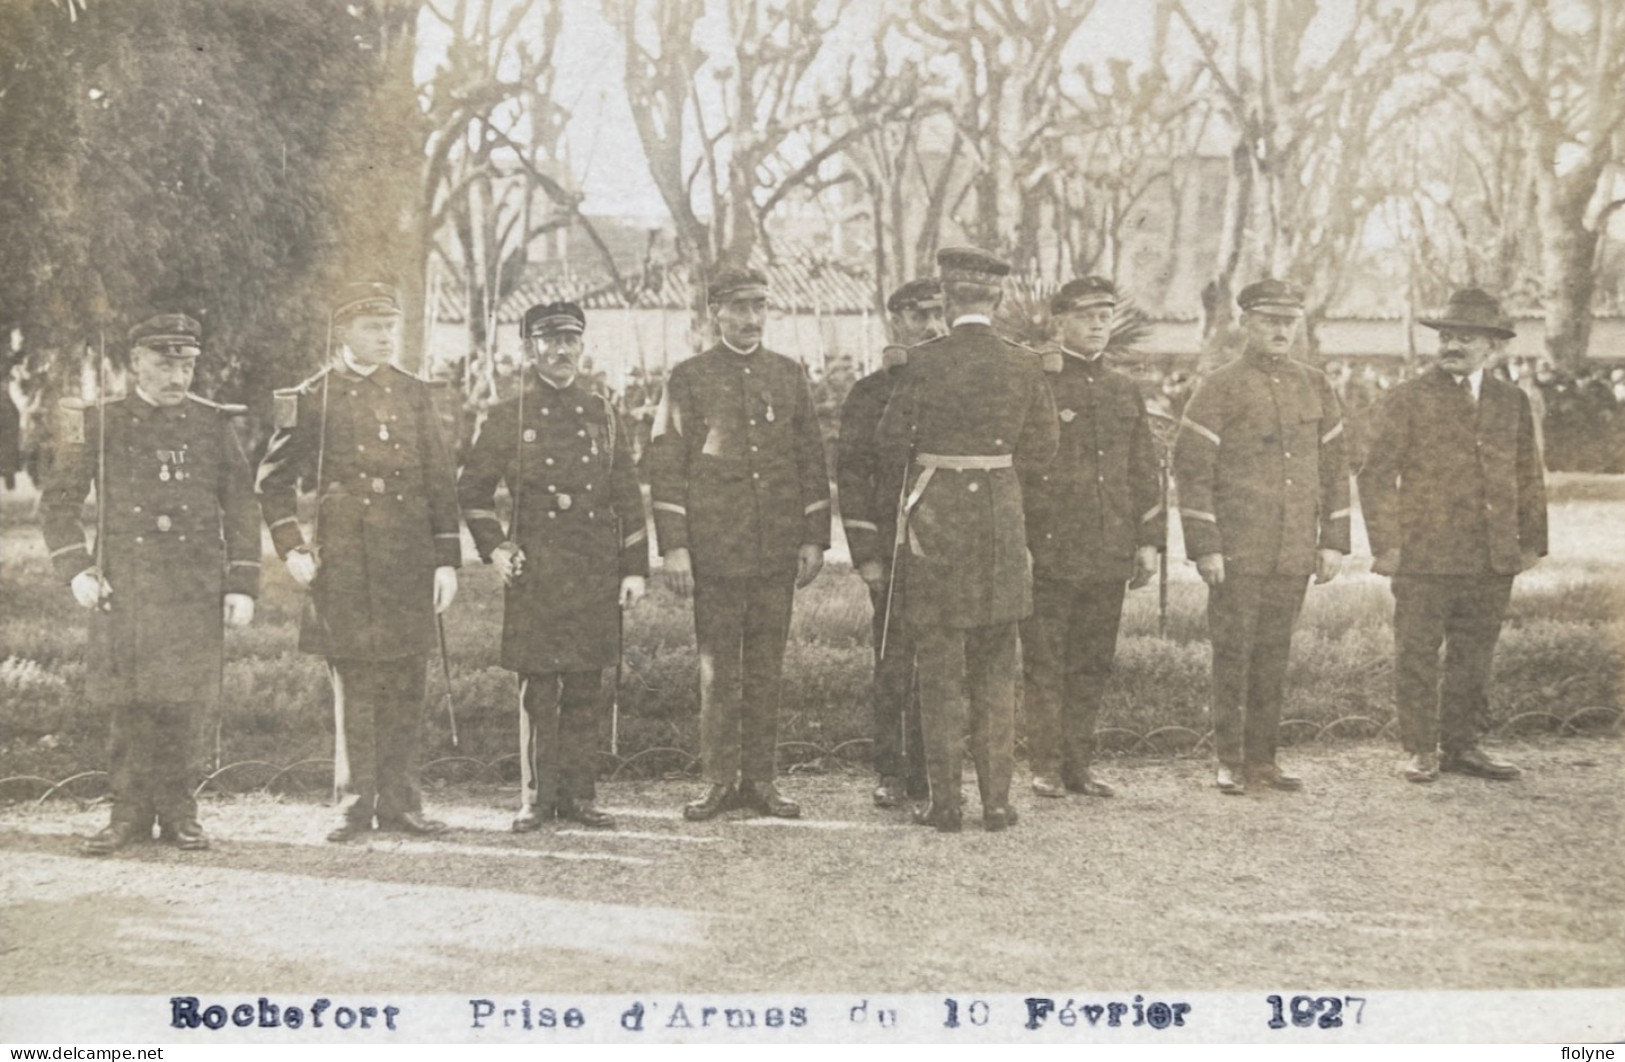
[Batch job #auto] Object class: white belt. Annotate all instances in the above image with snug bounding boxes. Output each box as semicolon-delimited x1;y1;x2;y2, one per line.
914;452;1014;470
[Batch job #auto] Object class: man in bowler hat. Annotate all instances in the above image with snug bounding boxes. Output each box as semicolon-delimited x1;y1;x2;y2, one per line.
42;314;260;854
459;301;648;830
257;282;462;842
1359;288;1547;782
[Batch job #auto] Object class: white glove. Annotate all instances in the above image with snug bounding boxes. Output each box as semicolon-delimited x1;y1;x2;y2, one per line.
285;548;317;588
223;593;255;627
71;569;110;610
491;542;526;587
1196;552;1225;587
663;547;693;597
433;566;458;614
795;543;825;589
619;575;647;609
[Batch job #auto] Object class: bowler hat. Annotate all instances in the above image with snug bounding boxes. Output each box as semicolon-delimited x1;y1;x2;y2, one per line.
1418;288;1515;339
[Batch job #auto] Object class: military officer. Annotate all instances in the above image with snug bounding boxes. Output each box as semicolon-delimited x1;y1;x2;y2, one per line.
42;314;260;855
878;247;1059;832
837;278;944;807
645;266;832;821
1173;279;1350;795
1359;288;1547;783
256;282;462;842
1020;277;1163;800
459;302;648;831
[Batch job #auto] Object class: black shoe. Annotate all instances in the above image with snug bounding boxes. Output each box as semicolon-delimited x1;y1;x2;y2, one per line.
380;810;448;835
873;777;905;808
1442;747;1521;781
559;799;615;829
1064;766;1117;797
982;806;1017;832
511;804;551;832
1248;762;1304;791
739;780;801;819
171;822;210;851
82;822;143;856
911;803;962;832
683;784;737;821
326;819;372;843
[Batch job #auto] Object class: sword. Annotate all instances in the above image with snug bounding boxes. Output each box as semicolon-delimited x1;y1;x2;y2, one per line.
878;420;916;661
93;331;110;611
436;613;459;747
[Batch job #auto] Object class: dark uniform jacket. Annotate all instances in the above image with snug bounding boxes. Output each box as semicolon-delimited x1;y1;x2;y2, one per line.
459;374;649;672
1021;351;1165;582
256;362;462;660
41;394;261;705
1358;368;1547;575
878;322;1059;628
1173;351;1351;574
644;343;831;579
836;365;905;571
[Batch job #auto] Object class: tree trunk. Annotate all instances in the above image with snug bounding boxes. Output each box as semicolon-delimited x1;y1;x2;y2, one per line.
1538;199;1599;370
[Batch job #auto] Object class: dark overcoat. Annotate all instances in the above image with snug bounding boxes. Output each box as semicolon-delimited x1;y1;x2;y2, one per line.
835;364;906;571
41;394;261;705
255;363;462;660
877;322;1059;628
1020;352;1165;581
1173;350;1351;574
459;374;649;672
644;344;831;580
1358;368;1547;574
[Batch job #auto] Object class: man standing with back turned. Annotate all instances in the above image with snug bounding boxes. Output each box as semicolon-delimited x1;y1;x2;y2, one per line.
880;247;1059;832
645;266;832;822
838;278;944;807
1174;279;1350;795
257;282;463;842
1359;288;1546;783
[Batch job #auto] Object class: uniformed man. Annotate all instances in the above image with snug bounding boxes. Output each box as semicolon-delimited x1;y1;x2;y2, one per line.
1173;279;1350;795
256;282;462;842
42;314;260;854
837;278;943;807
1020;276;1163;800
878;247;1059;832
1359;288;1547;782
645;266;832;821
459;302;649;830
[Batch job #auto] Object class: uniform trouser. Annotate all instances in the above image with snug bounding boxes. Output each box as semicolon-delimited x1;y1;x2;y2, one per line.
329;656;427;825
108;700;203;831
1207;574;1309;768
1391;575;1514;757
519;670;602;809
911;621;1018;813
693;574;796;786
869;580;924;789
1023;577;1128;779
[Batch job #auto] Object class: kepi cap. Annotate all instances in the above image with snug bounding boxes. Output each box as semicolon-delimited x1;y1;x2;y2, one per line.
708;266;770;305
1237;278;1306;318
521;301;586;338
1052;275;1118;315
332;282;402;323
128;313;202;358
936;246;1010;285
886;278;944;314
1419;288;1515;339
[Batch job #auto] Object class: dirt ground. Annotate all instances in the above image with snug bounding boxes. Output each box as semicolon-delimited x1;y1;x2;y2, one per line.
0;736;1620;996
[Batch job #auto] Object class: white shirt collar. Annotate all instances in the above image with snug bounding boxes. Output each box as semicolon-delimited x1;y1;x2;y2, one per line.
951;314;991;327
536;369;576;391
1062;345;1104;364
342;349;380;377
720;336;760;356
1448;367;1484;401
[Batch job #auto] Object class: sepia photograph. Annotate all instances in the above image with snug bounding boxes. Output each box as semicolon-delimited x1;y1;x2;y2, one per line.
0;0;1621;1047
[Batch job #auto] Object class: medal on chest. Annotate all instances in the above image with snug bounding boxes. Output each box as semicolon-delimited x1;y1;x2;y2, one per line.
1059;408;1077;424
761;389;775;424
372;406;392;442
156;445;189;482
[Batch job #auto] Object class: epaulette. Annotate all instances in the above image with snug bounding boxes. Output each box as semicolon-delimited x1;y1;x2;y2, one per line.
187;393;249;415
881;344;908;369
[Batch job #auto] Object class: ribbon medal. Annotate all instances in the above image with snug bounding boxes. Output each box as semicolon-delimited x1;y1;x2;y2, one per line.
762;389;775;424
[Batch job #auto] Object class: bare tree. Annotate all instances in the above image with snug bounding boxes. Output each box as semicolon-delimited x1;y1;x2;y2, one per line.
1478;0;1625;368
